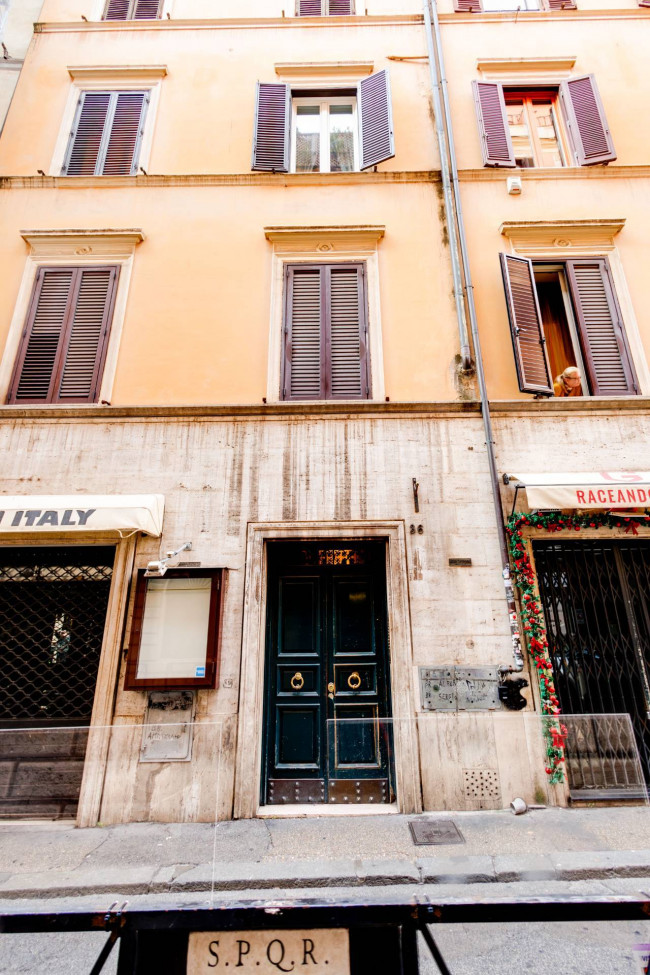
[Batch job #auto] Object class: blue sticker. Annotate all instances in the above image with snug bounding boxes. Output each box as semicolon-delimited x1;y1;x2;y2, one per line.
195;666;205;678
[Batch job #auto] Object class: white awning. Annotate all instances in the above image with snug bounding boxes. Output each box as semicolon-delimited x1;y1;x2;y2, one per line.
509;473;650;510
0;495;164;536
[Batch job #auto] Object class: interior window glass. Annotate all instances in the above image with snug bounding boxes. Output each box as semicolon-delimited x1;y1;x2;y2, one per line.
532;101;564;168
295;105;321;172
506;100;535;168
329;104;354;172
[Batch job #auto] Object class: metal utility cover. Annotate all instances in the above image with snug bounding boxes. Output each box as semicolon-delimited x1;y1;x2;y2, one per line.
419;667;457;711
456;667;500;711
409;819;465;846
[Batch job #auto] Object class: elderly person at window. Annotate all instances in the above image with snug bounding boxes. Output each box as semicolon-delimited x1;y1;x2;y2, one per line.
553;366;583;398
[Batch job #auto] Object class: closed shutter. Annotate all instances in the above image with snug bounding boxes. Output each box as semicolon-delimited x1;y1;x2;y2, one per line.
566;259;637;395
104;0;160;17
283;264;369;400
63;92;148;176
8;267;119;404
546;0;577;8
500;254;553;395
252;83;291;173
358;70;395;170
559;75;616;165
297;0;323;11
329;0;353;12
454;0;483;10
472;81;515;167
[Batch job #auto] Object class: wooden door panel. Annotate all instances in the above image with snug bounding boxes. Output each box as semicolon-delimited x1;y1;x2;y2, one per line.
333;704;381;769
277;578;320;656
332;577;375;655
275;706;321;768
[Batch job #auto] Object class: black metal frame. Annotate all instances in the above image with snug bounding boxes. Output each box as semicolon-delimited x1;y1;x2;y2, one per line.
3;895;650;975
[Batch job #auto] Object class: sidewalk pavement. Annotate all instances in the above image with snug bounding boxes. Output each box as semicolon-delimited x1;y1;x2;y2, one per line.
0;806;649;902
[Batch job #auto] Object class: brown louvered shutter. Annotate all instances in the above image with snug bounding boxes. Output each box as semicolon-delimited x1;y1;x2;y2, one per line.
358;70;394;170
102;92;148;175
133;0;161;17
454;0;483;10
559;75;616;165
565;259;637;395
64;93;111;175
500;254;553;395
472;82;515;167
283;264;369;400
546;0;577;8
8;267;119;404
297;0;322;11
329;0;353;12
104;0;130;18
252;83;291;172
640;0;650;8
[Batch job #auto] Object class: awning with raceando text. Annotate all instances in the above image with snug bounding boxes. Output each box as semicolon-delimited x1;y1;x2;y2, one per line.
508;473;650;510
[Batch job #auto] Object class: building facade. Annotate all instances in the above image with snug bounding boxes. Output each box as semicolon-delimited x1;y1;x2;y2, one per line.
0;0;648;823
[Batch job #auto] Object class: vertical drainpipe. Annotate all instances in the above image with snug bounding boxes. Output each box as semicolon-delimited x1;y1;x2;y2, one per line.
423;0;524;672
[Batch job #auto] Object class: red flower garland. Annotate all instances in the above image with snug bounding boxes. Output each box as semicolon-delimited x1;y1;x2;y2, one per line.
506;509;639;784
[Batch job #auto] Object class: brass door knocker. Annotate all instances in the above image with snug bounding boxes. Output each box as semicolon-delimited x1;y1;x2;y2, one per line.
347;671;361;690
290;672;305;690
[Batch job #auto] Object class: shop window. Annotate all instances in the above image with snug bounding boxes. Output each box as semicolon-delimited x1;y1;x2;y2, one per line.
103;0;161;19
296;0;354;11
282;263;370;401
252;72;394;173
473;76;615;167
500;254;638;397
6;266;120;404
62;90;150;176
292;96;358;173
124;569;222;689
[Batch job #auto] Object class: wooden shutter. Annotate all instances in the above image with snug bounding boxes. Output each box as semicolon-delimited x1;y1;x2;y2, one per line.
329;0;353;12
565;259;637;395
297;0;323;11
500;254;553;395
472;81;515;167
454;0;483;10
358;70;395;170
559;75;616;165
133;0;161;16
640;0;650;8
102;92;148;175
64;93;111;175
252;83;291;173
104;0;130;18
283;264;369;400
104;0;160;17
8;267;119;404
546;0;577;8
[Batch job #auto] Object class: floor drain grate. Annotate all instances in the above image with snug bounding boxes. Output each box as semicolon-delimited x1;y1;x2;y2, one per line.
409;819;465;846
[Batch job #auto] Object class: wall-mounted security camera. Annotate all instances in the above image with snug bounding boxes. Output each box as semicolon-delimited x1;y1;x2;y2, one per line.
144;542;192;578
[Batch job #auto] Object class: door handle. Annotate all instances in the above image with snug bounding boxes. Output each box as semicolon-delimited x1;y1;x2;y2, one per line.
290;672;305;690
348;671;361;690
327;681;335;700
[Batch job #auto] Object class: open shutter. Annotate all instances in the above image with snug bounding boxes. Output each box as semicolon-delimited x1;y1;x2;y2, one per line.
472;81;515;167
133;0;161;16
328;265;368;399
102;92;148;175
8;267;118;404
566;259;637;395
104;0;130;18
63;92;111;176
500;254;553;395
252;83;290;173
283;267;323;400
560;75;616;165
297;0;323;11
454;0;483;10
640;0;650;8
358;69;394;170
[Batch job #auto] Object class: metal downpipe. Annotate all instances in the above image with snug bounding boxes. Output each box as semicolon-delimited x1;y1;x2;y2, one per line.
423;0;524;671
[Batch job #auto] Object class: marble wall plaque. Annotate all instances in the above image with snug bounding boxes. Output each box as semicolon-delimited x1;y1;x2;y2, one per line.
140;690;195;763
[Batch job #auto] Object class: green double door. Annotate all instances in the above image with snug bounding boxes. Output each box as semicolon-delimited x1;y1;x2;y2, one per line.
262;541;394;806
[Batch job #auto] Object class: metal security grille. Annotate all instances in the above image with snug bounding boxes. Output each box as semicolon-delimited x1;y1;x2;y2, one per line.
534;540;650;796
0;546;114;724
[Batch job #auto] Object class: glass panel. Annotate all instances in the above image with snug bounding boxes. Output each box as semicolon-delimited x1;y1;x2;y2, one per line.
136;577;211;680
532;101;564;167
506;100;535;168
329;104;354;172
295;104;320;172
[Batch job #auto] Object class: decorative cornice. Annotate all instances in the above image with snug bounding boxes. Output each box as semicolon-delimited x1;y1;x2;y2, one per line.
458;166;650;181
21;229;145;258
67;64;167;83
441;8;649;22
490;396;650;415
499;219;625;255
275;60;374;80
35;15;423;33
475;55;576;81
264;225;385;247
0;171;440;190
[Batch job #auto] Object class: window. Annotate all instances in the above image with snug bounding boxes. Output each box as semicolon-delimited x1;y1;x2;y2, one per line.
504;90;568;167
103;0;161;19
473;76;615;167
500;254;638;397
455;0;575;11
292;96;357;173
252;71;394;173
62;91;149;176
282;263;369;400
7;266;119;404
124;569;222;689
296;0;354;13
